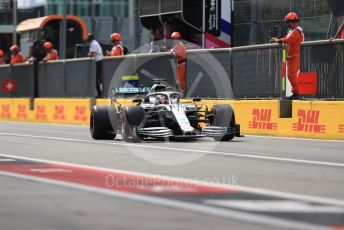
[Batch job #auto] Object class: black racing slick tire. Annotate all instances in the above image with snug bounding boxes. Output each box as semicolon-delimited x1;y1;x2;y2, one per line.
122;106;145;142
211;104;235;141
90;106;117;140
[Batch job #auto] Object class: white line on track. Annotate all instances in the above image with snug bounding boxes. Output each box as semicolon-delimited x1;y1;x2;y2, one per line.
1;132;344;169
0;158;332;230
1;153;344;207
246;134;344;143
2;120;344;143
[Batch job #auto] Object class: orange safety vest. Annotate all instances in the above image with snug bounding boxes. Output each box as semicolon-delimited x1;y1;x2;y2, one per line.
171;42;186;93
110;44;124;56
44;49;59;61
172;42;186;63
10;53;25;64
281;26;304;59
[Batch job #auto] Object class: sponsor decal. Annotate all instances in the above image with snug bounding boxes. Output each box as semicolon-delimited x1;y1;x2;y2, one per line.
293;110;325;133
248;109;277;130
53;105;65;120
298;72;318;95
1;79;16;93
0;104;11;118
74;106;87;121
35;105;47;120
17;104;28;119
339;124;344;133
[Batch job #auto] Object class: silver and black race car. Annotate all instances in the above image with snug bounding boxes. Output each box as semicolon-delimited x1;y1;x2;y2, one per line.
90;82;242;142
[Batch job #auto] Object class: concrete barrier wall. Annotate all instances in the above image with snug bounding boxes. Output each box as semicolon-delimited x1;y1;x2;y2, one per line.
1;98;343;140
0;98;91;125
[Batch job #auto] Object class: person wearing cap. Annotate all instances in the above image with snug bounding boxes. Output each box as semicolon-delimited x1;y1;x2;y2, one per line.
87;33;104;98
0;49;6;65
10;45;25;65
106;33;124;56
170;31;186;94
272;12;304;100
43;41;59;61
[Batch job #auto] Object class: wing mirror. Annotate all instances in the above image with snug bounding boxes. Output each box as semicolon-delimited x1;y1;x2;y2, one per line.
193;97;201;102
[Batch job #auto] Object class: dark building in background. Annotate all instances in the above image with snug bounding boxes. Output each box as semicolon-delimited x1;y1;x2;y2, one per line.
232;0;334;47
0;0;45;51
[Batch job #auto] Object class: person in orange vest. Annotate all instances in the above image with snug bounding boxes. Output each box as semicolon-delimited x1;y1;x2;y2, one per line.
43;41;59;61
106;33;124;56
0;49;6;65
10;45;25;65
170;31;186;95
272;12;304;100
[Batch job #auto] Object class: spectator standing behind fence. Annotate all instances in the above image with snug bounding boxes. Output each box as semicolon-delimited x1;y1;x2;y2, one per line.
0;49;7;65
43;42;59;62
27;39;45;98
87;33;104;98
106;33;124;56
27;39;45;63
332;20;344;39
10;45;25;65
272;12;304;100
170;32;186;95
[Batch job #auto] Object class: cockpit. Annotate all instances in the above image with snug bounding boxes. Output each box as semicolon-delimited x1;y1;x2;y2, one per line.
144;93;181;105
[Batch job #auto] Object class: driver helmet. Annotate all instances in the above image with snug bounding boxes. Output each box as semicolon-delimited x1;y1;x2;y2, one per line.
155;95;167;104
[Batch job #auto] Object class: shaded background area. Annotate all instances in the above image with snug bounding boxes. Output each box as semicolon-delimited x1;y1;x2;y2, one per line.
232;0;338;46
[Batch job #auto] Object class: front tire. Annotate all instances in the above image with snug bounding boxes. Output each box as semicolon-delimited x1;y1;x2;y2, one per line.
211;104;235;141
122;106;145;142
90;106;117;140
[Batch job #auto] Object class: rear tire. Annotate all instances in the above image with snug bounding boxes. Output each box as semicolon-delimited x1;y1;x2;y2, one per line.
122;106;145;142
211;104;235;141
90;106;117;140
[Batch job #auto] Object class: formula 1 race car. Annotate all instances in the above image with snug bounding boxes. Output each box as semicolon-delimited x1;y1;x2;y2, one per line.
90;81;241;142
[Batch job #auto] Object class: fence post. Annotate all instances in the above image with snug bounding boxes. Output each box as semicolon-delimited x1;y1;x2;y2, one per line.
281;45;287;99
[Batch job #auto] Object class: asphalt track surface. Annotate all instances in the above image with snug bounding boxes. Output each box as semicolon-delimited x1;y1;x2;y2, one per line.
0;121;344;230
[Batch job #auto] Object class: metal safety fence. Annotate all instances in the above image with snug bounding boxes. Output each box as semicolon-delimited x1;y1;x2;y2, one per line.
0;40;343;99
232;43;283;98
102;52;177;97
38;58;96;98
301;40;344;99
0;63;35;98
186;48;233;98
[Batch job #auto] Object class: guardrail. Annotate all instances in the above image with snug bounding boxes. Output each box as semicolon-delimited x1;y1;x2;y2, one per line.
0;63;34;98
38;58;96;97
102;52;177;97
232;43;283;98
0;40;343;99
186;48;233;98
301;39;344;99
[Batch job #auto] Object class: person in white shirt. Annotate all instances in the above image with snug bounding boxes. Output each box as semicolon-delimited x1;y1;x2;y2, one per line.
87;33;104;98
